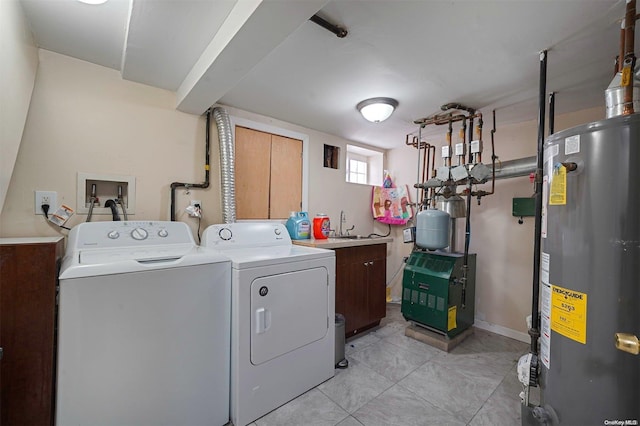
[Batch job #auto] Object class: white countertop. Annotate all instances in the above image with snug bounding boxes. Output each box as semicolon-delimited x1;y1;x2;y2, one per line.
0;236;64;245
293;236;392;249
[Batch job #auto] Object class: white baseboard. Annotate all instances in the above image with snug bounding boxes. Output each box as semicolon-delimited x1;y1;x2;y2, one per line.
474;319;530;343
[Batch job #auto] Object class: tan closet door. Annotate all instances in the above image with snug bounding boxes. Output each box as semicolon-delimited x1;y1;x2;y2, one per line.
235;126;271;219
270;134;302;219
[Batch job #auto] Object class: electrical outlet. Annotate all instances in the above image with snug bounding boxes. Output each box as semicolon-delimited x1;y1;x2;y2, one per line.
35;191;57;215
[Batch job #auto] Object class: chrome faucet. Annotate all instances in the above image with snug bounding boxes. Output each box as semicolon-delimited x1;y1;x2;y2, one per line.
339;210;355;236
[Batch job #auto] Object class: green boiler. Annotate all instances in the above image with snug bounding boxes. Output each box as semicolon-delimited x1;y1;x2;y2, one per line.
401;251;476;337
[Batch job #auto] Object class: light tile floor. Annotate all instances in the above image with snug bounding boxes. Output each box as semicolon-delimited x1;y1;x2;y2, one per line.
248;303;529;426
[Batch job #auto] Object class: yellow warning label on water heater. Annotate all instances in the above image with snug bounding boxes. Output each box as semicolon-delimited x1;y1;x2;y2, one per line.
551;285;587;344
549;164;567;205
448;306;457;331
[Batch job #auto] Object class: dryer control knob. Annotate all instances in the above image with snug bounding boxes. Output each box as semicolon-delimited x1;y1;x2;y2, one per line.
131;227;149;240
274;228;281;235
219;228;232;240
157;229;168;238
107;231;120;239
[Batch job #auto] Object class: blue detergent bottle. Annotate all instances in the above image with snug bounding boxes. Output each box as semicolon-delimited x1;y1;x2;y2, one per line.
285;211;311;240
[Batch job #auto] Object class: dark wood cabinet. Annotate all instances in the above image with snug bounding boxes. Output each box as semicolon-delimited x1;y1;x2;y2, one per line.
0;237;63;426
334;244;387;337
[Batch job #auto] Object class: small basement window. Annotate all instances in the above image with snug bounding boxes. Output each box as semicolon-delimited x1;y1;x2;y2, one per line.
345;144;383;186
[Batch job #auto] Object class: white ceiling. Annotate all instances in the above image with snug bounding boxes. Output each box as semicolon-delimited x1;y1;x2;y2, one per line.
19;0;636;149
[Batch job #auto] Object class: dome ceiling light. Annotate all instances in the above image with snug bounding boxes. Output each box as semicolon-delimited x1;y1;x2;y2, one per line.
357;97;398;123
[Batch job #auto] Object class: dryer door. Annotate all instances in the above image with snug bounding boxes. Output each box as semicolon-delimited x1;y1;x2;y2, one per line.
250;267;329;365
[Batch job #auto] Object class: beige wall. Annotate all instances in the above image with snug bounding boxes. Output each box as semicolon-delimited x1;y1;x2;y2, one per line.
1;50;211;238
0;50;385;246
386;106;604;340
0;0;38;213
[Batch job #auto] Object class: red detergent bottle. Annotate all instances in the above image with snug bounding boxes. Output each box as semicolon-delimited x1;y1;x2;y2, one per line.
313;214;331;239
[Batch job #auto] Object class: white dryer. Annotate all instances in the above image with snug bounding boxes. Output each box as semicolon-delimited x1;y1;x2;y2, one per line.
202;222;335;426
57;221;231;426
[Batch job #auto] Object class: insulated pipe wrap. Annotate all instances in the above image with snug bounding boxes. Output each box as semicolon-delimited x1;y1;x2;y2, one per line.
213;107;236;223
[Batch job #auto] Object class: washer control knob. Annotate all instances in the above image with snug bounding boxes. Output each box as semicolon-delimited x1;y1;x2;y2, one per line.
157;228;168;238
107;231;120;239
131;228;149;240
274;228;281;235
219;228;232;241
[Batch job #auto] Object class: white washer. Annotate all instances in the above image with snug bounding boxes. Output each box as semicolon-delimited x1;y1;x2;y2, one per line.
202;222;335;426
57;221;231;426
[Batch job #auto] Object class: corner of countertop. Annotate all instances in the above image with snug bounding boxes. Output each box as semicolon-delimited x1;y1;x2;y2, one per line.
292;236;393;249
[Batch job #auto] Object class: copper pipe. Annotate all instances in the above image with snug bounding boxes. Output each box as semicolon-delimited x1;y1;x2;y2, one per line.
414;103;478;128
414;111;481;127
471;111;497;197
623;0;637;115
620;18;626;73
406;134;433;203
430;145;436;178
548;92;555;135
476;112;483;163
424;143;431;184
468;116;474;164
405;134;429;149
420;142;430;202
441;103;476;114
459;118;467;165
447;119;453;167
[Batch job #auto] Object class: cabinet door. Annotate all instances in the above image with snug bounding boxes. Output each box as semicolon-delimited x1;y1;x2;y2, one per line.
335;247;370;335
335;245;387;337
344;259;370;335
270;134;302;219
0;240;62;426
235;126;271;219
368;258;387;322
235;127;303;220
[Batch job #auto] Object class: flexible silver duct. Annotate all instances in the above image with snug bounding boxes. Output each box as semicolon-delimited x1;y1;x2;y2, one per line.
213;107;236;223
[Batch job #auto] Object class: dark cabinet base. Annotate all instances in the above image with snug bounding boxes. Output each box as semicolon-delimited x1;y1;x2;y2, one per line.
335;244;387;338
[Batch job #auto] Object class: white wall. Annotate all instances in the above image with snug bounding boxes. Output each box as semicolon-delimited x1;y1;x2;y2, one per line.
0;0;38;213
0;50;387;249
386;106;605;340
